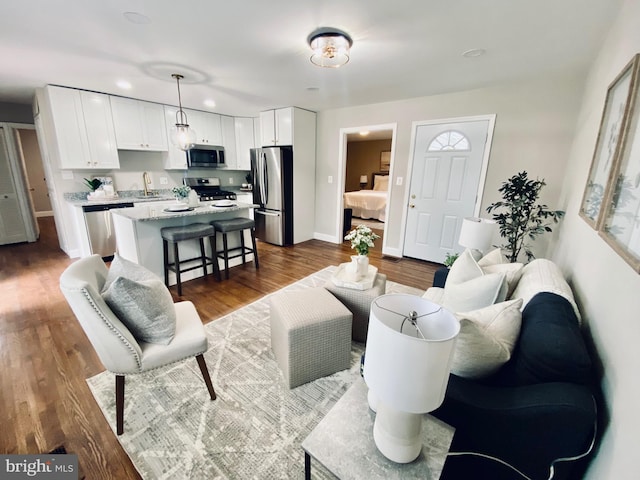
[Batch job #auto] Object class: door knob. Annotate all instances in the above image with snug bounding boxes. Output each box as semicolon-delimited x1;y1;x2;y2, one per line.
410;204;415;208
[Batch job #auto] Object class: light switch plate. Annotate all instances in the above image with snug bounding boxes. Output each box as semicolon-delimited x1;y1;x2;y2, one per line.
396;177;403;186
328;176;333;184
159;176;168;185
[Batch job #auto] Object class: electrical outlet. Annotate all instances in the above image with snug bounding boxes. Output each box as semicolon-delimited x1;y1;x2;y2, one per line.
229;177;234;184
328;175;333;184
159;176;168;185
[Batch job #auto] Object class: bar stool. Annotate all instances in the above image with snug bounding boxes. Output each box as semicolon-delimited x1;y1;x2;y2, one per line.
161;223;220;296
210;217;259;279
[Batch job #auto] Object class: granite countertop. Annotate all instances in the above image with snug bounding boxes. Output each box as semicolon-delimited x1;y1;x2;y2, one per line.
111;201;256;221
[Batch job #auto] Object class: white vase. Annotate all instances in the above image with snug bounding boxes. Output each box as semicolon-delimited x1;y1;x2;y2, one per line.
351;254;369;279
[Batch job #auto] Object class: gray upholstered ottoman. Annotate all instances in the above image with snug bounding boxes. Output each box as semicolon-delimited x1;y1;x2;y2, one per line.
324;273;387;343
270;287;353;389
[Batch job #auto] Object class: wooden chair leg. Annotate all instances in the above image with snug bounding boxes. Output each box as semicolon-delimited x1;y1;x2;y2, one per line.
173;241;182;296
196;354;217;400
251;228;259;269
162;239;169;287
115;375;125;435
199;237;207;277
222;233;230;279
209;234;221;282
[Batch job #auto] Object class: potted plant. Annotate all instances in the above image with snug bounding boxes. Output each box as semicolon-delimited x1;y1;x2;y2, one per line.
344;225;380;277
444;252;459;268
172;185;192;204
486;171;565;263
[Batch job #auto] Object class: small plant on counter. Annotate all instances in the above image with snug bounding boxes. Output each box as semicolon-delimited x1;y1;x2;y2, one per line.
172;185;192;199
83;178;102;191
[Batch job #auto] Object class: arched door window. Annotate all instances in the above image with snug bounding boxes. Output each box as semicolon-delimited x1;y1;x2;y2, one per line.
428;130;470;151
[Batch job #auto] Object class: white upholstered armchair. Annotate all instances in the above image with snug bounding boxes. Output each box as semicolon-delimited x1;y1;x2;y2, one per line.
59;254;216;435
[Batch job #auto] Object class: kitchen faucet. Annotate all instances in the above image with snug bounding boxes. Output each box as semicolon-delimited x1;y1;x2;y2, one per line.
143;171;151;196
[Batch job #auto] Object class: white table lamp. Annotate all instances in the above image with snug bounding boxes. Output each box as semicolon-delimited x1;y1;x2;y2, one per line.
458;217;497;254
360;175;368;189
363;294;459;463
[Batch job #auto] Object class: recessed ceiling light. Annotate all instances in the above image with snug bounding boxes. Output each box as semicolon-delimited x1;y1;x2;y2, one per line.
116;80;132;90
123;11;151;24
359;131;370;137
204;99;216;108
306;87;320;92
462;48;486;58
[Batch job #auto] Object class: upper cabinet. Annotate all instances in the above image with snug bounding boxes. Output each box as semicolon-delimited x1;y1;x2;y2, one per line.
260;108;293;146
221;115;237;169
234;117;255;170
187;109;222;145
110;97;168;151
42;86;119;169
163;105;188;170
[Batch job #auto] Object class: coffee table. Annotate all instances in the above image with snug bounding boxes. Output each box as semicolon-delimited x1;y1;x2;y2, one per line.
302;378;454;479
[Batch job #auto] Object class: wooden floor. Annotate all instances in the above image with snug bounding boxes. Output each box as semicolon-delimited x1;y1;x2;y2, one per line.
0;217;440;479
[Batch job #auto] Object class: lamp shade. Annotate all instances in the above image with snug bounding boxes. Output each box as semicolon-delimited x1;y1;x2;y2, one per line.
363;294;459;414
360;175;368;184
458;217;497;253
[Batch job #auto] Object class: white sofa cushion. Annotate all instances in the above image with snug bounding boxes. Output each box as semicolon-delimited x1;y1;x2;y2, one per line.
447;249;484;285
451;298;524;379
509;258;581;322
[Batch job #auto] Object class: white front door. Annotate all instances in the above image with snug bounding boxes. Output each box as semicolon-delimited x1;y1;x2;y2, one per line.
403;118;492;263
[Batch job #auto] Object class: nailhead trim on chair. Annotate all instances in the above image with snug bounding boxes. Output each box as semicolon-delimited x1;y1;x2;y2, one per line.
79;287;143;371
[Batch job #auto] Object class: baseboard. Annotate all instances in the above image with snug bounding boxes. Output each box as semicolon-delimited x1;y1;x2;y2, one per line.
382;246;402;257
313;232;339;244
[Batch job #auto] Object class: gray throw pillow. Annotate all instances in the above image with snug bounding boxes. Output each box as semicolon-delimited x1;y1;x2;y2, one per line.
103;253;158;292
102;276;176;345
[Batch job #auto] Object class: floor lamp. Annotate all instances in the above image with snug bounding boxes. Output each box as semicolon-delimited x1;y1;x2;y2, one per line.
363;294;459;463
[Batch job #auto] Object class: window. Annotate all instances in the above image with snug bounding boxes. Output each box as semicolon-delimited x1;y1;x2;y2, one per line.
428;130;470;151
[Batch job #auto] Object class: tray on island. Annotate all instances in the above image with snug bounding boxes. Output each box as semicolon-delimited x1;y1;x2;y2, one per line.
163;205;194;212
330;263;378;290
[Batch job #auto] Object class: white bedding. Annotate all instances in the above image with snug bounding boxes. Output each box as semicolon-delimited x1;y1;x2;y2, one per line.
343;190;387;221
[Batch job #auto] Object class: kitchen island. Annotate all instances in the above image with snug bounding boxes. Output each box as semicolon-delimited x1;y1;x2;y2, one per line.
112;201;256;286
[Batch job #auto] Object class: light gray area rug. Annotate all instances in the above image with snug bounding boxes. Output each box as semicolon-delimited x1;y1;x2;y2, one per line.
87;266;423;479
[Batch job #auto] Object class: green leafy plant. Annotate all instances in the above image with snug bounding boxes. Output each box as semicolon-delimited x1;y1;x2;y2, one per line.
172;185;192;199
83;178;102;191
486;171;565;263
344;224;380;256
444;252;459;268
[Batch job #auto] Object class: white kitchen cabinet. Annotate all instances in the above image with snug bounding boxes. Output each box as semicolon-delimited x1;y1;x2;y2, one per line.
234;117;255;171
260;107;293;146
43;86;119;169
221;115;237;169
111;97;168;151
235;193;254;219
163;105;188;170
187;109;222;145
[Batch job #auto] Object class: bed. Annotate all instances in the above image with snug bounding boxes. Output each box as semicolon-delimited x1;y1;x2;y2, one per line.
343;174;389;222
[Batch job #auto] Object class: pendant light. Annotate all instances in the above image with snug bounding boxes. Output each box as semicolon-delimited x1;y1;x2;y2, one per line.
170;73;197;151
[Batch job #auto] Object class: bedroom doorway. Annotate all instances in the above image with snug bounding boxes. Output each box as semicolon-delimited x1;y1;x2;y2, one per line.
337;124;396;249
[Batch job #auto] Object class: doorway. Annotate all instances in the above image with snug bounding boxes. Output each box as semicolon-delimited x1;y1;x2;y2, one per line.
403;115;495;263
337;124;396;250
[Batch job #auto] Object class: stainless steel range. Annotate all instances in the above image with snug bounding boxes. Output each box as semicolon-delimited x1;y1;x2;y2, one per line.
184;177;237;202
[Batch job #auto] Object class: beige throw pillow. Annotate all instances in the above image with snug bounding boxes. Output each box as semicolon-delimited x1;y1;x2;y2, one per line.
447;249;484;285
451;298;524;379
442;272;507;313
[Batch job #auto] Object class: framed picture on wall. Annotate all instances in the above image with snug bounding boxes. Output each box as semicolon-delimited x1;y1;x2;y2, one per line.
380;151;391;173
600;61;640;273
579;54;640;228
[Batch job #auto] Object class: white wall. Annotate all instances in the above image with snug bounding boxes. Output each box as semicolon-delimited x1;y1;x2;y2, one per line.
553;0;640;477
315;72;584;258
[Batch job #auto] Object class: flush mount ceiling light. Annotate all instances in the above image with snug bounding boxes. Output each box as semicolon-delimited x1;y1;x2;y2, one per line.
307;27;353;68
170;74;197;151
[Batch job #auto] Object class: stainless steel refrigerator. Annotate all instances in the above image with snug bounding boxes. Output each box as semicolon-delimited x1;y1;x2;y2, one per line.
250;146;294;246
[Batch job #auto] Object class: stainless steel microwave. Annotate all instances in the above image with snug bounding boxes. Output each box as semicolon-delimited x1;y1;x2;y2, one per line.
186;145;225;168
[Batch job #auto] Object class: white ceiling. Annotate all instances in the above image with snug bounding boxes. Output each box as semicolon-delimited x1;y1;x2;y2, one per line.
0;0;621;117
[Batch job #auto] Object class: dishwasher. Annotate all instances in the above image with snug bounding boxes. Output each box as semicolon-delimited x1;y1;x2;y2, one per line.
82;202;134;259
